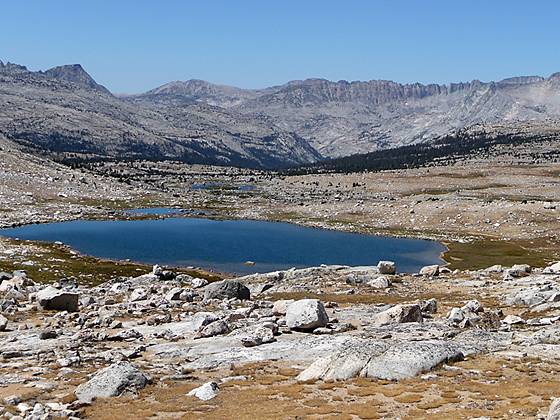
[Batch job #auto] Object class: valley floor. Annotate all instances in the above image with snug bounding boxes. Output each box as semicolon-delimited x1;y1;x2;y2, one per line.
1;143;560;419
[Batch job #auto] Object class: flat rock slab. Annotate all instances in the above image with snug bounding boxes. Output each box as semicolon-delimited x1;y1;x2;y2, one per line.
298;329;512;382
148;331;350;370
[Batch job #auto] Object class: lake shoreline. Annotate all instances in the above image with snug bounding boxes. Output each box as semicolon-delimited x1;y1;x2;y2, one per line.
0;215;447;277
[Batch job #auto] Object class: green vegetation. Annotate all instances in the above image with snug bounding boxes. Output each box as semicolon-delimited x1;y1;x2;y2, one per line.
444;238;556;271
286;131;560;174
0;238;223;286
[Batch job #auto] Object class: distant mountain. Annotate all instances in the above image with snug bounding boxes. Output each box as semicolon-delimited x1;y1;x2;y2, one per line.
134;73;560;158
0;61;320;168
42;64;111;94
2;59;560;168
133;79;261;107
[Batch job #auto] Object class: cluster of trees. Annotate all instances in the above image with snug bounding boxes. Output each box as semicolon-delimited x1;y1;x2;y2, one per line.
285;131;559;175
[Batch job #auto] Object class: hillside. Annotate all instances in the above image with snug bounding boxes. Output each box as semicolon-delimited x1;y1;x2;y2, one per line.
0;61;320;169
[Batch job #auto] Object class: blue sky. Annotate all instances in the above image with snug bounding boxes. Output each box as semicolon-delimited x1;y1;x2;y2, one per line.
2;0;559;93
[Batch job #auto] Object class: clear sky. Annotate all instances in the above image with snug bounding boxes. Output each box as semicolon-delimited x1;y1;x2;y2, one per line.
3;0;559;93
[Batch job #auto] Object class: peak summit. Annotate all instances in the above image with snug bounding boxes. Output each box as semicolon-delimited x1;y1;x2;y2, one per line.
43;64;110;94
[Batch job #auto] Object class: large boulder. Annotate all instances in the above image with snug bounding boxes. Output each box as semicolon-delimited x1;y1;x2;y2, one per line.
371;304;423;326
286;299;329;331
74;362;150;403
204;280;250;301
36;286;79;312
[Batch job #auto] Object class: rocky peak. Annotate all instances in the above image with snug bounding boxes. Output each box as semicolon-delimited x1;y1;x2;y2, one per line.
498;76;545;86
0;60;29;74
257;78;479;107
42;64;111;94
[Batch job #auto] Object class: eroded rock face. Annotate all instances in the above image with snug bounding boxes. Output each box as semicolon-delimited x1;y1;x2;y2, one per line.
36;286;79;312
74;362;150;403
286;299;329;331
204;280;250;301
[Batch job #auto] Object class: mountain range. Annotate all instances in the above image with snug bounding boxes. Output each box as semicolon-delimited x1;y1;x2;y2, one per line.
1;59;560;168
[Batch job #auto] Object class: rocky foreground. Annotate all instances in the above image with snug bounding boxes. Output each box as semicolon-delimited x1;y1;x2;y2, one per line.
2;259;560;418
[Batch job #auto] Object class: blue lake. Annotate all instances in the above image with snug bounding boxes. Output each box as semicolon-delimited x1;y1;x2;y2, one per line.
1;218;446;275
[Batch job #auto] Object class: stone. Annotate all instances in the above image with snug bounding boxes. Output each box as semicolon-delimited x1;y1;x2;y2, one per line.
203;280;250;301
241;326;275;347
4;395;21;405
361;341;464;380
484;265;503;273
36;286;79;312
511;264;531;276
298;339;464;382
548;398;560;420
505;287;557;307
129;288;148;302
286;299;329;331
502;315;524;325
152;265;163;276
74;362;150;404
39;329;58;340
189;312;219;331
195;320;230;338
191;278;209;289
377;261;396;275
544;262;560;275
187;381;219;401
447;308;465;323
419;265;439;276
164;287;183;301
529;326;560;345
0;314;8;331
420;298;438;314
0;272;12;282
367;276;391;289
371;304;423;326
313;327;334;335
462;300;483;314
272;299;294;316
